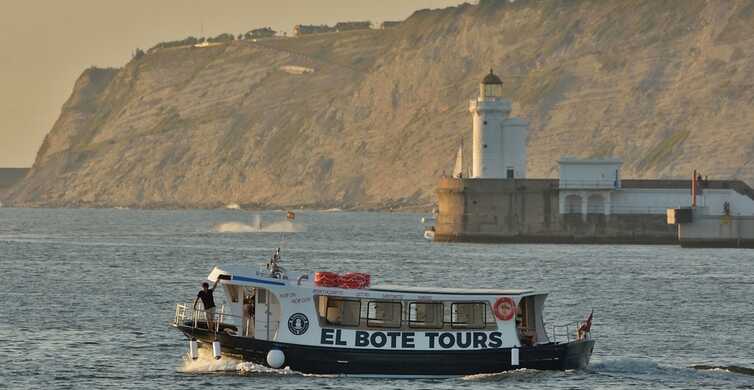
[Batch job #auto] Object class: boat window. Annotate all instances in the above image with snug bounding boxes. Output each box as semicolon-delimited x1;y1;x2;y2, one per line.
322;297;361;327
257;289;267;304
225;285;241;303
366;301;402;328
408;302;444;329
516;297;536;345
451;302;487;329
484;303;496;324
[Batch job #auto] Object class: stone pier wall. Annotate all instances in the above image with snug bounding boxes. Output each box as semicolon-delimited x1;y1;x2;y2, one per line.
435;178;677;244
679;214;754;248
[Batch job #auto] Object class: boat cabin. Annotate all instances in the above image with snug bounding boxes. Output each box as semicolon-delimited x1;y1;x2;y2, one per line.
184;265;552;350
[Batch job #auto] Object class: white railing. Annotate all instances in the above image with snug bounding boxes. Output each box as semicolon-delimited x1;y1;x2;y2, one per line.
562;205;671;215
609;205;673;214
173;303;230;333
560;179;620;189
550;320;591;343
174;303;276;339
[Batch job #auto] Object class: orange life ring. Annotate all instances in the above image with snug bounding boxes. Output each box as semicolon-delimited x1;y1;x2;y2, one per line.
493;297;516;321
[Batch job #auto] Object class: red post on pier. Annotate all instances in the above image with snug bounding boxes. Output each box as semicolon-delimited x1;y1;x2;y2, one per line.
691;170;697;208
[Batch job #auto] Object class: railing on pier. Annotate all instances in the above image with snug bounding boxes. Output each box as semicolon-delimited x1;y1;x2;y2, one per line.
559;179;620;190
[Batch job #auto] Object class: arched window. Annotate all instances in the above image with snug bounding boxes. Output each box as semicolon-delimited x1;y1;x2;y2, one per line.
564;194;582;214
587;194;605;214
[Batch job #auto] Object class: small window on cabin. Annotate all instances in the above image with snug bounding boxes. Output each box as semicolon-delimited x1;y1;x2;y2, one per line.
320;297;361;327
226;285;240;303
451;302;487;329
484;303;496;325
408;302;444;329
367;301;402;328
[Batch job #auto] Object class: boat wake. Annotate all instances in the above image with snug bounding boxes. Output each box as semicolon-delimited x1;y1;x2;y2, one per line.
462;368;547;382
177;351;243;373
177;351;297;376
691;365;754;377
589;357;663;374
461;359;666;382
592;358;754;377
589;358;754;387
237;362;298;376
212;215;303;233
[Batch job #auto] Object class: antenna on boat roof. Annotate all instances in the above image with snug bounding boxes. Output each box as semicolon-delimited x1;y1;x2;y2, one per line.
267;247;285;278
277;210;296;255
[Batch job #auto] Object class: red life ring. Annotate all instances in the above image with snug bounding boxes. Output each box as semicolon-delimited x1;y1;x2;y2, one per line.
314;272;339;287
337;272;371;289
493;297;516;321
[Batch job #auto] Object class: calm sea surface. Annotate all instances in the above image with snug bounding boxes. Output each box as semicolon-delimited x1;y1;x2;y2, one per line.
1;208;753;389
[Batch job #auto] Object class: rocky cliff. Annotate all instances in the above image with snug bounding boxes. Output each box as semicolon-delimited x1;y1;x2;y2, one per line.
10;0;754;208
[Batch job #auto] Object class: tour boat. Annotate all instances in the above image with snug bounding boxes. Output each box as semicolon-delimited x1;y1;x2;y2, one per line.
172;249;595;377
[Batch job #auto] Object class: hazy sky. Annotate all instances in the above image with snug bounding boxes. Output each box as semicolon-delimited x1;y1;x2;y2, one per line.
0;0;463;167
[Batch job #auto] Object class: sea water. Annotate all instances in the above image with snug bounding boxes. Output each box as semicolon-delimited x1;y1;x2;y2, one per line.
1;208;753;389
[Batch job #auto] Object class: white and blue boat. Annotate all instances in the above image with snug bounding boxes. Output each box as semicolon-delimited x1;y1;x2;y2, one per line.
172;249;594;377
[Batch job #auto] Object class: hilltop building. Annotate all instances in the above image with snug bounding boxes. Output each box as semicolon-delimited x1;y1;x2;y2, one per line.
244;27;276;40
293;21;372;37
380;21;402;29
434;70;754;247
334;21;371;32
293;24;336;36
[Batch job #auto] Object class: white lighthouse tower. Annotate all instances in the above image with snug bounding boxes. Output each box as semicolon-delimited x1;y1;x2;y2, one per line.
470;70;528;179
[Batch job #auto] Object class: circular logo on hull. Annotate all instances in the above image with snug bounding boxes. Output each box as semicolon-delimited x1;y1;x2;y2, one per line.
287;313;309;335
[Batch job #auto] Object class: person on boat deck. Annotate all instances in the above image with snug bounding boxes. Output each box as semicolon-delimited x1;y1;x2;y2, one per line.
242;290;256;337
194;279;220;332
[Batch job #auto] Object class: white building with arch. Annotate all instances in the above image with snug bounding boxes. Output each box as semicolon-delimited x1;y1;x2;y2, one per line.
558;157;754;220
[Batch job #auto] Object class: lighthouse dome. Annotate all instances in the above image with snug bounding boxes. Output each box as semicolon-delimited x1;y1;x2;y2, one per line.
482;69;503;85
480;69;503;98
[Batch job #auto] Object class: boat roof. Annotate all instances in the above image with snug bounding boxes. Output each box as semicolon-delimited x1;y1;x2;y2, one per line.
210;265;541;297
370;285;535;296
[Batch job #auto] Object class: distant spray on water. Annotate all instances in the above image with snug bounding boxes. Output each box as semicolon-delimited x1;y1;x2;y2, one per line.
212;213;304;233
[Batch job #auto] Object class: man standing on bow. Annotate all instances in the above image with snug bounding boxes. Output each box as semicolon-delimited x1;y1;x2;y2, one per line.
193;278;220;332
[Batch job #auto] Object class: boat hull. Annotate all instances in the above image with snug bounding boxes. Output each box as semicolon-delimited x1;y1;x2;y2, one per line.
177;325;594;376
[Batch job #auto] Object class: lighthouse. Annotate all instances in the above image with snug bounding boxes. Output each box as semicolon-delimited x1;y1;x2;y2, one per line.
470;70;528;179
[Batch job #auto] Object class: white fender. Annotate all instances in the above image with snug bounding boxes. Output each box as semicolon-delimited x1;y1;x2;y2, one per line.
212;341;222;360
188;339;199;360
511;347;519;366
266;349;285;368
